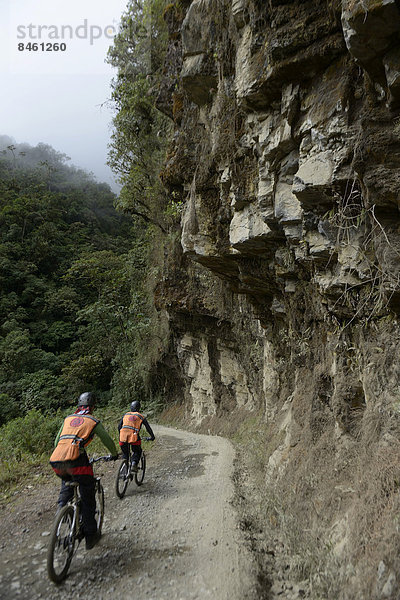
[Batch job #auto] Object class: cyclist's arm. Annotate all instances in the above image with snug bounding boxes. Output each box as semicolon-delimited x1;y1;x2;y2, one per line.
93;422;118;456
54;424;63;447
117;417;123;432
142;418;155;441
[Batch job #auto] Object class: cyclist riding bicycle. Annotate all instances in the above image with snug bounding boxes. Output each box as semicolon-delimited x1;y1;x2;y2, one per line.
118;400;155;472
49;392;118;550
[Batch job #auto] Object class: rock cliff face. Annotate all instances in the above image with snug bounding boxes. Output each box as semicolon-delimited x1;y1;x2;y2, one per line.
156;1;400;598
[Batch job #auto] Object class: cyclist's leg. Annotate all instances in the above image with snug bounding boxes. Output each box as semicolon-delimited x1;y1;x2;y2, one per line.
120;441;130;461
131;444;142;471
76;474;98;546
57;476;73;510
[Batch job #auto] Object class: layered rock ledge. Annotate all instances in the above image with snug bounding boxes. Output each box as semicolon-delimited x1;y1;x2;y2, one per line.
155;2;400;598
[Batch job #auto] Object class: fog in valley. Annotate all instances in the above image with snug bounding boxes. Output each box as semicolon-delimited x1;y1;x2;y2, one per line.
0;0;128;191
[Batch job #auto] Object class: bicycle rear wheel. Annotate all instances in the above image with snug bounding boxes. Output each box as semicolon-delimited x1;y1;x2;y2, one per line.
135;452;146;486
95;479;105;533
116;460;129;499
47;505;76;583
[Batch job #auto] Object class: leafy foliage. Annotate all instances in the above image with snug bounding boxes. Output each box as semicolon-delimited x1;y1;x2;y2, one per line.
107;0;170;230
0;141;149;424
105;0;176;405
0;0;172;438
0;409;61;456
0;408;62;492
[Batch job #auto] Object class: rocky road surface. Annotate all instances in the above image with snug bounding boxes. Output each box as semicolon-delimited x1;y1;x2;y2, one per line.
0;425;258;600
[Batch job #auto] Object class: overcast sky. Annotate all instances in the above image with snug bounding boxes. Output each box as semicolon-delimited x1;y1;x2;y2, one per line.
0;0;129;191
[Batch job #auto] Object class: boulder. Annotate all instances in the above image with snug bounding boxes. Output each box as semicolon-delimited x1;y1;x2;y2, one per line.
341;0;400;85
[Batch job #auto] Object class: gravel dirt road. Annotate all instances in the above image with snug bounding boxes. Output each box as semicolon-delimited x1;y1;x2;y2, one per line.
0;425;258;600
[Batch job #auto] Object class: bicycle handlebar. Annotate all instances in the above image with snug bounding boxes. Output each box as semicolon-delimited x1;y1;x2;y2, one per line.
89;455;117;464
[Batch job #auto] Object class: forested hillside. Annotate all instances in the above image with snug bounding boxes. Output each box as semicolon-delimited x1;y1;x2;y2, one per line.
0;140;150;425
0;1;172;492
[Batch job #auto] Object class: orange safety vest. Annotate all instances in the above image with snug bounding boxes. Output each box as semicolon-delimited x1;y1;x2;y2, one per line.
50;414;99;463
119;411;144;444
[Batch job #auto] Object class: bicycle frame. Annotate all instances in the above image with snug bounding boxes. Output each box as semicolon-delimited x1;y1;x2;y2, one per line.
67;483;82;543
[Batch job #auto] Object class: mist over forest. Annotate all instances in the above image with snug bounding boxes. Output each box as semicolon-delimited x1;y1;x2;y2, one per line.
0;136;151;427
0;134;110;190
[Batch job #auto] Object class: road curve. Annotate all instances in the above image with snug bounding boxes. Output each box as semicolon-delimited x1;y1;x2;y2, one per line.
0;424;257;600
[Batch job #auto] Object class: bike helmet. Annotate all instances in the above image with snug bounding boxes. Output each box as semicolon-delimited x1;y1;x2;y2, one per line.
130;400;141;412
77;392;96;407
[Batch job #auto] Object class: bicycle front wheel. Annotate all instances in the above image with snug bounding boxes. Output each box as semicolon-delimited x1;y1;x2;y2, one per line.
135;452;146;486
116;460;129;499
95;479;105;533
47;505;76;583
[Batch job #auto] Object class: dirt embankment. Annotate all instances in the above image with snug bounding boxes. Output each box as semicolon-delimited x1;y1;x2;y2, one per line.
0;425;258;600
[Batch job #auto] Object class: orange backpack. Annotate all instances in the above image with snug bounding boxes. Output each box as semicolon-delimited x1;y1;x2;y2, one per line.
50;414;99;463
119;412;144;444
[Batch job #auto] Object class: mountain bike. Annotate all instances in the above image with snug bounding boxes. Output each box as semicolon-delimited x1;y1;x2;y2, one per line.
47;455;114;584
115;444;148;499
